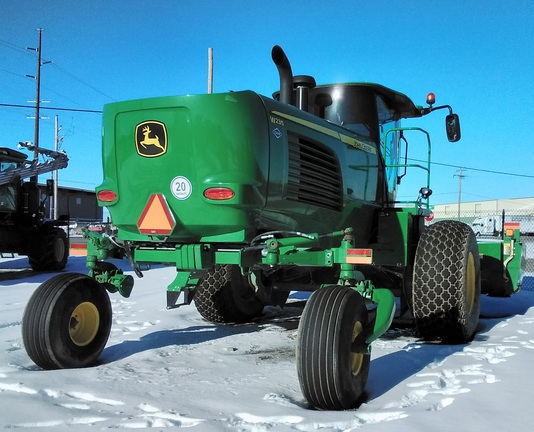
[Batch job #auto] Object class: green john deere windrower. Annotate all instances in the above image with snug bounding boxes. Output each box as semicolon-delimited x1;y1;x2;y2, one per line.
22;46;524;410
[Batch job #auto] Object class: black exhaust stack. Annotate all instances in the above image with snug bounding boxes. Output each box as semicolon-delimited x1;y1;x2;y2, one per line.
271;45;293;105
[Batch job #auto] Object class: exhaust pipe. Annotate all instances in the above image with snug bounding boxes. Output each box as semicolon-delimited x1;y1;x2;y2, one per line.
271;45;293;105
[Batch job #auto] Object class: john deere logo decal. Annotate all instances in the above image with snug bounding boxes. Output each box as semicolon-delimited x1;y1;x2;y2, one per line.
135;121;167;157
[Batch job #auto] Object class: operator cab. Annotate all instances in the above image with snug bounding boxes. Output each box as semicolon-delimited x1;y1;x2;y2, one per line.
0;147;28;166
306;83;421;145
309;84;424;201
271;45;461;146
0;147;27;212
274;82;425;201
271;45;461;203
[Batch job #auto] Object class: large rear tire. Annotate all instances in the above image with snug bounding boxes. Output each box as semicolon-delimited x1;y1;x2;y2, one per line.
28;226;69;271
296;286;370;410
194;264;264;323
412;220;481;343
22;272;112;369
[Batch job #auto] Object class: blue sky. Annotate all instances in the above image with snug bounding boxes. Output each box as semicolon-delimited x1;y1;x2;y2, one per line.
1;0;533;205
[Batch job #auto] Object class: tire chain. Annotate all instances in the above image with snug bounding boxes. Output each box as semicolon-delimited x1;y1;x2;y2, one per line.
413;220;474;341
194;264;232;323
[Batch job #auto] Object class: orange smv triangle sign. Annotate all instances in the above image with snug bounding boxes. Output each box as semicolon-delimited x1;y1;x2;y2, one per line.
137;194;176;235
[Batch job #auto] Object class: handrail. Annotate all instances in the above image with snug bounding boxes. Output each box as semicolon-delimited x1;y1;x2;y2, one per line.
382;127;432;210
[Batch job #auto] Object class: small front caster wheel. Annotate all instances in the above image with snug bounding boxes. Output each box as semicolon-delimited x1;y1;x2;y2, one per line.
22;272;112;369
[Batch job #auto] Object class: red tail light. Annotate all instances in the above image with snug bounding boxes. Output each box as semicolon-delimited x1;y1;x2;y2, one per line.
97;190;118;202
203;187;235;200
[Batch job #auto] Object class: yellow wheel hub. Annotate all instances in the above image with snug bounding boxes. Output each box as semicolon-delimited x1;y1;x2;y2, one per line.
466;252;476;313
351;321;364;376
69;302;100;347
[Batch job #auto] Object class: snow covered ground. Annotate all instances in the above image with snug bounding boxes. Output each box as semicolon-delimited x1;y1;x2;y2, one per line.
2;255;534;431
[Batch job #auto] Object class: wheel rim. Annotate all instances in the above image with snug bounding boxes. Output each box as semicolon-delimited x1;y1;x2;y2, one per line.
69;302;100;347
466;252;476;313
350;321;364;376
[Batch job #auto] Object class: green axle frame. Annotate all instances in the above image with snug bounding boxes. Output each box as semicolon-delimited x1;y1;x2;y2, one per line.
83;209;523;354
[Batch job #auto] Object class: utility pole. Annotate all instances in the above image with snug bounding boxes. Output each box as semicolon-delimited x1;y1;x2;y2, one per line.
454;168;466;220
207;48;213;94
53;115;64;219
29;29;43;163
27;28;51;183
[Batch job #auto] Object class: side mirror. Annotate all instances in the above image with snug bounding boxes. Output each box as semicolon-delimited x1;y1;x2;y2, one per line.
446;113;461;142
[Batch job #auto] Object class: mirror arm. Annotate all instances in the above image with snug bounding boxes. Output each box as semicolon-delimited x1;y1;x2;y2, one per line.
421;104;453;116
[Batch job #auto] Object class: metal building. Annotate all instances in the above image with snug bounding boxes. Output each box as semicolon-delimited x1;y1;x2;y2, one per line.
37;184;102;222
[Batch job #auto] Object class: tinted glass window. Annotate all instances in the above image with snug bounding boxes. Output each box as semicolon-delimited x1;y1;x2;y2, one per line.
311;85;379;143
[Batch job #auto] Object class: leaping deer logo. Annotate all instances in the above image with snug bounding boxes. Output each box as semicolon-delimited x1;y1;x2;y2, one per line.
140;126;164;151
135;121;167;157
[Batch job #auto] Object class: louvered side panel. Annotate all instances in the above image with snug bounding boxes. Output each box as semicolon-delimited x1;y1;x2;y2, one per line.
287;136;342;211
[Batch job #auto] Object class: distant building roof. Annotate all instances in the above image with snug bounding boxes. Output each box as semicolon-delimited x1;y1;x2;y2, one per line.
434;197;534;214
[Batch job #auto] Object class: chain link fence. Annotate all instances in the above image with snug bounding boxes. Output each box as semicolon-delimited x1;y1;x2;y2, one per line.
430;208;534;291
63;219;115;246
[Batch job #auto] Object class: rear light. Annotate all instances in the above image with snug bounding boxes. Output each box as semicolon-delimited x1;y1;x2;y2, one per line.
97;190;118;202
203;187;235;200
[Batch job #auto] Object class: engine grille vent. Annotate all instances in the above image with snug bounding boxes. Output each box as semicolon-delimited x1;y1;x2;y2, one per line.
287;135;342;211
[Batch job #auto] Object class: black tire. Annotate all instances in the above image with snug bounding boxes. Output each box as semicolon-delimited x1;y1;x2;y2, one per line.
194;264;264;323
28;227;69;271
296;286;370;410
480;255;514;297
22;272;112;369
249;270;290;307
412;220;481;343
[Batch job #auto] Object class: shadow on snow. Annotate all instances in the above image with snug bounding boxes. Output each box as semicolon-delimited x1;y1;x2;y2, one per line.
367;290;534;401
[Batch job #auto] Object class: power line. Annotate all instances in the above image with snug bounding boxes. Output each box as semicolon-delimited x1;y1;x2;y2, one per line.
0;102;102;114
0;68;28;79
410;158;534;179
0;38;34;57
0;36;116;103
39;83;95;111
49;62;117;102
